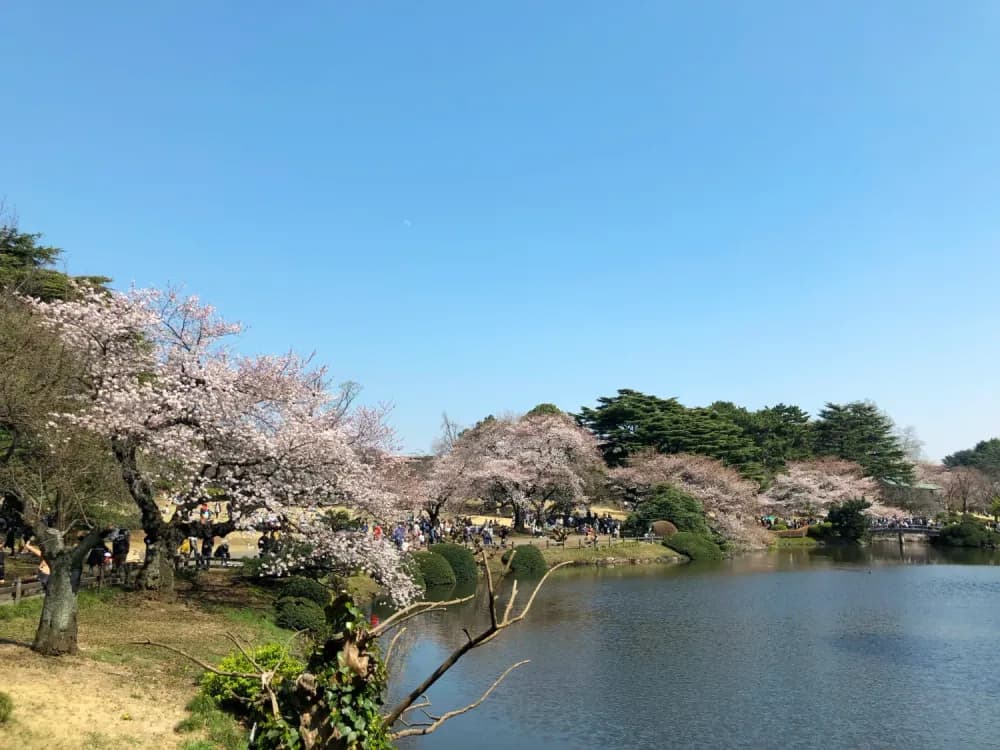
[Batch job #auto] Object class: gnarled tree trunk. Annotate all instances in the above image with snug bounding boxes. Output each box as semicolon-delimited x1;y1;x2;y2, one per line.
32;525;106;656
32;554;79;655
135;534;178;594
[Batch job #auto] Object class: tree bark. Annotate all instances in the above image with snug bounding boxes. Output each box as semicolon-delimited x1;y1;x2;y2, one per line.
135;535;177;594
31;526;106;656
32;554;80;655
512;504;526;533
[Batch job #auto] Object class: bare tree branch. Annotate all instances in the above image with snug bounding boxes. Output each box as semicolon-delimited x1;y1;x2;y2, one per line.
390;660;530;740
384;552;570;727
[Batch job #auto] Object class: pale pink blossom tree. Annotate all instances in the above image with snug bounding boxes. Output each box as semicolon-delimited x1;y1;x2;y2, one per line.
28;287;415;603
464;413;603;530
610;450;771;548
760;458;879;517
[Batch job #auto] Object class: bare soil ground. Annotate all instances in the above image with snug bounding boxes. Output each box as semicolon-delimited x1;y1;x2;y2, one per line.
0;573;282;750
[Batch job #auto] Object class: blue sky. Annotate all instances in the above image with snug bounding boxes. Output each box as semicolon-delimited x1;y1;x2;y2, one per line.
3;1;999;460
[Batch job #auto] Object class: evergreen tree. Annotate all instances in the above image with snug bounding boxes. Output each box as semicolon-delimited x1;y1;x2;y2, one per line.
813;401;915;484
0;220;109;301
944;438;1000;479
576;390;764;480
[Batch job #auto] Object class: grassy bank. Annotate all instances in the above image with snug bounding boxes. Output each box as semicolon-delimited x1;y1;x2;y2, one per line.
770;536;819;548
0;571;290;750
539;541;685;566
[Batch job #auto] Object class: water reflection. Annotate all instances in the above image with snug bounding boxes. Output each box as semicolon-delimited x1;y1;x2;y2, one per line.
385;546;1000;750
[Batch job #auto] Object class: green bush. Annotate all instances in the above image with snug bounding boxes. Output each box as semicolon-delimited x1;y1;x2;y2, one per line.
826;498;872;542
275;597;328;634
625;484;711;537
664;532;723;561
936;517;1000;548
403;554;427;592
772;522;789;531
428;542;478;584
277;576;329;607
501;544;548;578
201;643;304;723
808;522;835;541
0;691;12;724
412;550;456;587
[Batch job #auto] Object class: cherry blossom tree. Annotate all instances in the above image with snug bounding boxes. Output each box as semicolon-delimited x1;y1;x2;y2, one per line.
28;287;415;604
0;293;137;654
760;458;878;517
610;450;771;548
463;413;603;530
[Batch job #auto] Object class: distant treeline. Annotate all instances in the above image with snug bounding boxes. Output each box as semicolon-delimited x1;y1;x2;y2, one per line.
576;389;916;486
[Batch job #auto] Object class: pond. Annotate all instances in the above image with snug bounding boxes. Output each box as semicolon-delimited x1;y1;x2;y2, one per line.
385;544;1000;749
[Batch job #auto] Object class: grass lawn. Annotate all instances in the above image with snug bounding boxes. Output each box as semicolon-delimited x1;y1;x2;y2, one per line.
0;570;292;750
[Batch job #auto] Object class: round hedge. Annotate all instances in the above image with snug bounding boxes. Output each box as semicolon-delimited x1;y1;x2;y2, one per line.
502;544;547;578
275;597;328;634
404;554;427;592
663;532;723;561
412;550;456;588
428;542;478;584
650;520;678;538
277;576;329;607
0;691;11;725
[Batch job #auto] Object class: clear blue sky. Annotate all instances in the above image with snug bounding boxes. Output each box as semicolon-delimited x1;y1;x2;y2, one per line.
3;1;999;460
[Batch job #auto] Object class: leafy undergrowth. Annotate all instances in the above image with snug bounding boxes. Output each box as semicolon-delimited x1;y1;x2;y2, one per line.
175;694;248;750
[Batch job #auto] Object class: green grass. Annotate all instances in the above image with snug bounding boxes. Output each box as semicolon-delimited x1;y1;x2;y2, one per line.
0;596;43;622
218;607;290;641
175;694;248;750
540;540;681;566
345;573;381;602
772;536;819;548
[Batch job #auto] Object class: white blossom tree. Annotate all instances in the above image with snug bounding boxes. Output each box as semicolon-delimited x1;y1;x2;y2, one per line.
760;458;878;517
463;413;603;529
28;287;417;607
610;450;771;548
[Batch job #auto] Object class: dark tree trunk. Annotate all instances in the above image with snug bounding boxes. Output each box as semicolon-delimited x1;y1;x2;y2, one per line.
32;554;79;655
512;504;527;533
32;525;106;656
135;535;178;594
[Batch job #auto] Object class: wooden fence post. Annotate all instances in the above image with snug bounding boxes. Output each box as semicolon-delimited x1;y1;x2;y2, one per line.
14;577;22;603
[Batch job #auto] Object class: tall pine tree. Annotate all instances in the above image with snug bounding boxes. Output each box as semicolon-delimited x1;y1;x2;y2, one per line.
813;401;914;483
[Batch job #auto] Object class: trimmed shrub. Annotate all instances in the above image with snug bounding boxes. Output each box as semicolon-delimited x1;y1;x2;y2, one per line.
412;550;456;587
0;691;12;724
278;576;329;607
403;554;427;593
201;643;304;722
275;597;328;634
664;532;724;561
808;522;835;541
650;520;678;538
625;484;711;537
428;542;478;584
501;544;547;578
935;517;1000;548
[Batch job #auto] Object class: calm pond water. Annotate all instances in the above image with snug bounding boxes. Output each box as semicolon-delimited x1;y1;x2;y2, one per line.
384;544;1000;749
